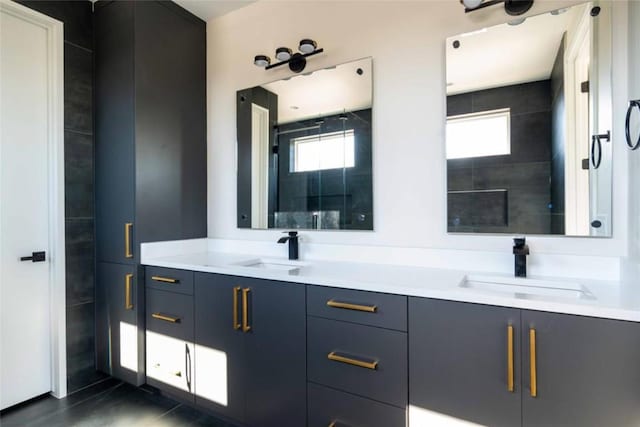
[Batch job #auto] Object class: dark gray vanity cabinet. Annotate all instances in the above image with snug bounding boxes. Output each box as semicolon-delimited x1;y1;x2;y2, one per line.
409;298;521;427
194;273;307;427
307;286;408;426
94;0;206;385
95;0;206;264
409;298;640;427
95;262;144;385
521;310;640;427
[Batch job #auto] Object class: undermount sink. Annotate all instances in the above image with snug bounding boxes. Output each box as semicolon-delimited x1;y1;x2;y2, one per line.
459;275;596;300
232;258;309;273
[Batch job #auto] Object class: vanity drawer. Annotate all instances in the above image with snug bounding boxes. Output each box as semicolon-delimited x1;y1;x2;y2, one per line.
308;383;406;427
307;285;407;331
146;288;194;341
145;266;194;295
307;317;407;407
146;331;194;403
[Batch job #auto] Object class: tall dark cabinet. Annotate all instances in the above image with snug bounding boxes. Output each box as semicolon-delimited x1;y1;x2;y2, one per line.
95;0;207;385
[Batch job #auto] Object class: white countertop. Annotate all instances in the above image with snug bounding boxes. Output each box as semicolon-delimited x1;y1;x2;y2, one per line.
142;249;640;322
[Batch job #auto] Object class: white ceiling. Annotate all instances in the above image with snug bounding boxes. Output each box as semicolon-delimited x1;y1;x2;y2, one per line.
262;58;373;124
446;3;588;95
173;0;255;21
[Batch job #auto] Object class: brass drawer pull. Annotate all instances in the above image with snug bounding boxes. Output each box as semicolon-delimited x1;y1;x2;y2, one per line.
125;222;133;258
327;351;378;370
233;286;241;330
530;328;537;397
507;325;514;392
242;288;251;332
151;276;179;284
152;313;181;323
326;300;377;313
125;273;134;310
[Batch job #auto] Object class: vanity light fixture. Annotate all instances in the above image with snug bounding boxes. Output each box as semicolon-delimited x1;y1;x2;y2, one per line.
276;47;292;61
254;39;324;73
254;55;270;67
461;0;534;16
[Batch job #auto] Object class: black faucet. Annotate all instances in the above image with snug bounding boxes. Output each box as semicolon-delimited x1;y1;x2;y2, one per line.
278;231;299;260
513;237;530;278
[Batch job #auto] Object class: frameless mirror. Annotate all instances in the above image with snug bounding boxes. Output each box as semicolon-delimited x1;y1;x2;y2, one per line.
237;57;373;230
446;2;612;236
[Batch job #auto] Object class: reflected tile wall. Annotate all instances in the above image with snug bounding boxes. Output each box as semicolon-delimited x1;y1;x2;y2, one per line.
447;80;553;234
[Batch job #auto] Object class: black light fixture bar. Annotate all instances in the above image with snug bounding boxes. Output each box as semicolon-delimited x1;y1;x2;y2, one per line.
463;0;533;15
265;48;324;70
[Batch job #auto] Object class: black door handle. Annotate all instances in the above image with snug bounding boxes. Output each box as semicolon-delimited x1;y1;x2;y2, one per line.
20;251;46;262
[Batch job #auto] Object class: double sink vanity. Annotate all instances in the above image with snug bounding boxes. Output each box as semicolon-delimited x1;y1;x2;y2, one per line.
135;240;640;427
92;1;639;426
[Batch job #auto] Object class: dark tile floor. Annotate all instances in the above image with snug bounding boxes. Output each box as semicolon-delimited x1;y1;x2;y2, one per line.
0;377;237;427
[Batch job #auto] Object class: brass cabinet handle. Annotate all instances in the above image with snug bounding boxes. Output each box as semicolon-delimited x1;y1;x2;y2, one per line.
242;288;251;332
151;276;178;284
326;300;377;313
327;351;378;370
530;328;537;397
152;313;180;323
125;273;134;310
233;286;242;330
125;222;133;258
507;325;514;392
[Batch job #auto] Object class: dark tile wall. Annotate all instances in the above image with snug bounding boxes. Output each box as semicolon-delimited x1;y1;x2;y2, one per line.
18;1;103;392
447;80;553;234
276;109;373;230
550;35;567;234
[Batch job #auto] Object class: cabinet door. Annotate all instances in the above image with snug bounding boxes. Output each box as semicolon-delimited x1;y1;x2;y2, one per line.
409;298;521;427
194;274;246;423
133;1;207;245
522;310;640;427
243;278;306;427
96;262;143;385
95;1;136;264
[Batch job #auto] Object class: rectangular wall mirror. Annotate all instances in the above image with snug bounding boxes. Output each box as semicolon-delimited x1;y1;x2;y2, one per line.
237;57;373;230
446;1;612;237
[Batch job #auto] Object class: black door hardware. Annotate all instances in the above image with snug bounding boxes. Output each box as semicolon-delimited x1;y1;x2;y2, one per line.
591;131;610;169
625;100;640;150
20;251;46;262
581;158;590;170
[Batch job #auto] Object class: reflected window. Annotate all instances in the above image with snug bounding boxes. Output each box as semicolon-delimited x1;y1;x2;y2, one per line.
446;109;510;159
291;129;355;172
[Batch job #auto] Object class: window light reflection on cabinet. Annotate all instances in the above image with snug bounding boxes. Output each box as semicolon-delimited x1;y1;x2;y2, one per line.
446;108;511;159
291;129;355;172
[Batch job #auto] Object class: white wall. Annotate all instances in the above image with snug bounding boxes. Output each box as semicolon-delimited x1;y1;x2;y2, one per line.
207;1;629;263
624;0;640;280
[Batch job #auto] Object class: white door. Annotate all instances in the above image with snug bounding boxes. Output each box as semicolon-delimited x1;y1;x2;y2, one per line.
0;3;56;410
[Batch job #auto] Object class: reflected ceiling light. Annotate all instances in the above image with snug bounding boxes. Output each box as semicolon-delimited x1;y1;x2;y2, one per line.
276;47;292;61
461;0;534;16
253;55;270;67
254;38;324;73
